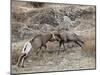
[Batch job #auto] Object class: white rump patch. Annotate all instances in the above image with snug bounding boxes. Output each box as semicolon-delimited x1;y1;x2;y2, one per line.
21;41;32;54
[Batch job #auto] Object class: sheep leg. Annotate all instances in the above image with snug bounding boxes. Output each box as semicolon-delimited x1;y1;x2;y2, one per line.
75;41;83;49
36;47;42;55
77;37;84;44
20;54;27;68
17;53;25;67
62;42;66;51
77;41;84;49
58;41;62;55
44;45;47;50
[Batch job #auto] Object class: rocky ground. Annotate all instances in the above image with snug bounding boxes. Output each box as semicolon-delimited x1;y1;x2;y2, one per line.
11;0;96;74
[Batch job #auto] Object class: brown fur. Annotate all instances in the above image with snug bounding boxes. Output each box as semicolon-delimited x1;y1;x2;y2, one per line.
30;33;53;54
17;32;54;67
53;31;84;54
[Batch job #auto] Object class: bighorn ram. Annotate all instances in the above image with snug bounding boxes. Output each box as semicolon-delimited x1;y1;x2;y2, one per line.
17;32;55;67
53;31;84;54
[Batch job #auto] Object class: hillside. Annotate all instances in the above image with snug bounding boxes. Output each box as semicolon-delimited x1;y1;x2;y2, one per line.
11;1;96;74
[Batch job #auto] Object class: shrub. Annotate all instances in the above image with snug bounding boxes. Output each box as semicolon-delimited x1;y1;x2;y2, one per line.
28;2;45;8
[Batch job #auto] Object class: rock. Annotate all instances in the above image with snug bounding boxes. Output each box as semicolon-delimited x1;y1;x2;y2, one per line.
28;60;32;63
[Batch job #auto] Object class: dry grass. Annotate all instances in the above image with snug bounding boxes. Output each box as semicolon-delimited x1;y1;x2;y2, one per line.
75;28;96;57
11;50;20;65
82;28;95;41
82;30;96;57
83;40;96;57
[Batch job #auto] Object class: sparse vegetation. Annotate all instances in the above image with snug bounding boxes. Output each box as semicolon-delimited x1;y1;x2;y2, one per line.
11;0;96;74
82;30;95;57
83;40;95;57
28;2;45;8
